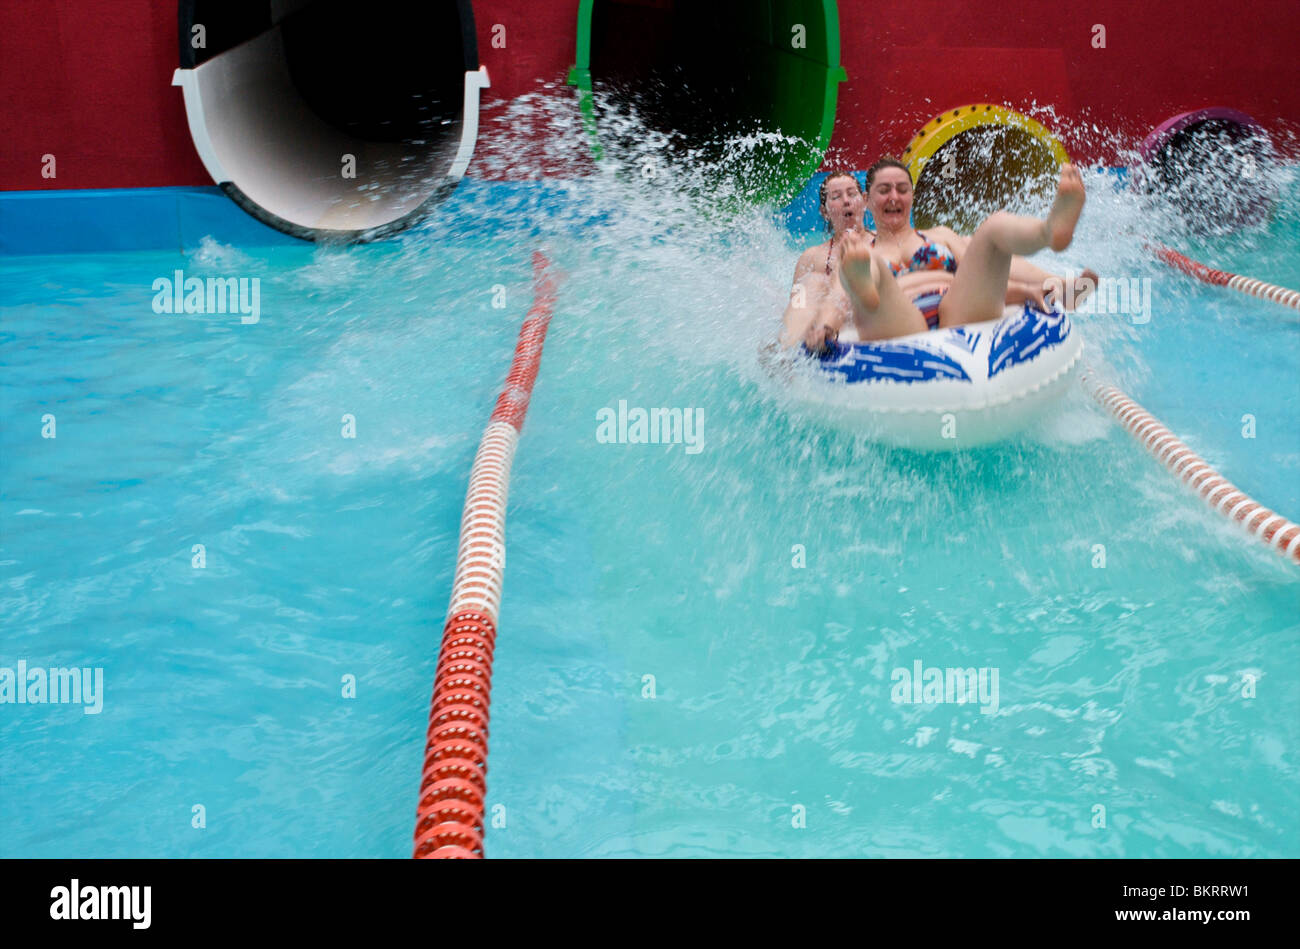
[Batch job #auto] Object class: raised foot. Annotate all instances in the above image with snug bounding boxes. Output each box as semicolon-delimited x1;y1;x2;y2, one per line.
838;230;880;311
1046;163;1086;252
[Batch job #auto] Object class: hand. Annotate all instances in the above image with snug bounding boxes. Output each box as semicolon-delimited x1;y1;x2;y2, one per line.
1022;280;1051;311
804;321;838;354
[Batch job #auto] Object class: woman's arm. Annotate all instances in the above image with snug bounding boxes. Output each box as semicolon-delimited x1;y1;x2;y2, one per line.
781;271;829;348
1008;255;1056;286
791;246;819;286
780;245;828;348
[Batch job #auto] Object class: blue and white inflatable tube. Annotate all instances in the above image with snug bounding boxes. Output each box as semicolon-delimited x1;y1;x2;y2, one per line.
789;304;1083;449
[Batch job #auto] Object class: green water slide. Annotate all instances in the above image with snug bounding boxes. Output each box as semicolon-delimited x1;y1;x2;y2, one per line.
568;0;846;206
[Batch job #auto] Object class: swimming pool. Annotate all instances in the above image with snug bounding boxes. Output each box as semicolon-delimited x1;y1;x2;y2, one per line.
2;166;1298;858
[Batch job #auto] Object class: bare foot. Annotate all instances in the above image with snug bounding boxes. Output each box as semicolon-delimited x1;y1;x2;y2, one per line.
838;230;880;311
1070;268;1099;309
1045;164;1086;252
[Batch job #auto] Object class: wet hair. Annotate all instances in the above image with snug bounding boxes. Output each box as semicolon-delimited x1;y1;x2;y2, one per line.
865;156;912;189
818;169;863;232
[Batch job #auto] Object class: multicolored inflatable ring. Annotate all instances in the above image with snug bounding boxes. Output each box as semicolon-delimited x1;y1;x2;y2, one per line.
792;304;1083;449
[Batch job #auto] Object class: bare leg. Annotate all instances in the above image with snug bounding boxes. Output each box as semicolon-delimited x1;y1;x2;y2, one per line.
938;164;1086;328
838;231;928;340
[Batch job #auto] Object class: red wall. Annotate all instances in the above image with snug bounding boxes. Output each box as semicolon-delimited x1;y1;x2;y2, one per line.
470;0;593;177
836;1;1300;164
0;0;209;190
2;0;1297;192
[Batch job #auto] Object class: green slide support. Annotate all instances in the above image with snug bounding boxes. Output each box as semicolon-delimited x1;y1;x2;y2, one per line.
568;0;846;206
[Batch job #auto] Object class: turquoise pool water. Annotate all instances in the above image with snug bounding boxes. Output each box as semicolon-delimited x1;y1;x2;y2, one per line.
2;167;1298;858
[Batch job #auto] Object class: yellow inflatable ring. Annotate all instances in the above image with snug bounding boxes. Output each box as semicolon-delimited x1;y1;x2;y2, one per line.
898;104;1070;229
900;104;1069;181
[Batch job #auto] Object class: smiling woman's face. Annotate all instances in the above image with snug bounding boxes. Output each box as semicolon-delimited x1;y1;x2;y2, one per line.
867;166;913;230
821;175;864;235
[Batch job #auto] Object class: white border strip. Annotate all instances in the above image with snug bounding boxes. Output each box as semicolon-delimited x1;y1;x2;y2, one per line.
172;67;231;184
1226;273;1300;311
450;67;491;179
1081;367;1300;565
446;421;519;622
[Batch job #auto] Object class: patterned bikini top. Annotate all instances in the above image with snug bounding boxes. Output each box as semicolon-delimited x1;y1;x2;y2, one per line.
873;232;959;277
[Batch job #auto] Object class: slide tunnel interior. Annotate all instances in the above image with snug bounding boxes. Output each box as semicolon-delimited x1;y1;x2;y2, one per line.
903;107;1068;233
912;126;1062;232
1140;110;1277;233
174;0;482;241
570;0;846;206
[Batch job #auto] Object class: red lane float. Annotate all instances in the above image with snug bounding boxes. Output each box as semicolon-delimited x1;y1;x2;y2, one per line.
1149;244;1300;312
1080;367;1300;566
414;251;559;859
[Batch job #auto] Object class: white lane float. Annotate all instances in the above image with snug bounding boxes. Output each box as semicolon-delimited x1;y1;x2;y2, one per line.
784;304;1083;449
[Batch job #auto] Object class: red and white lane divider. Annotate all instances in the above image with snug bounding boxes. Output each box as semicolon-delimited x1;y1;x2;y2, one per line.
1149;244;1300;311
1079;367;1300;566
414;251;560;859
